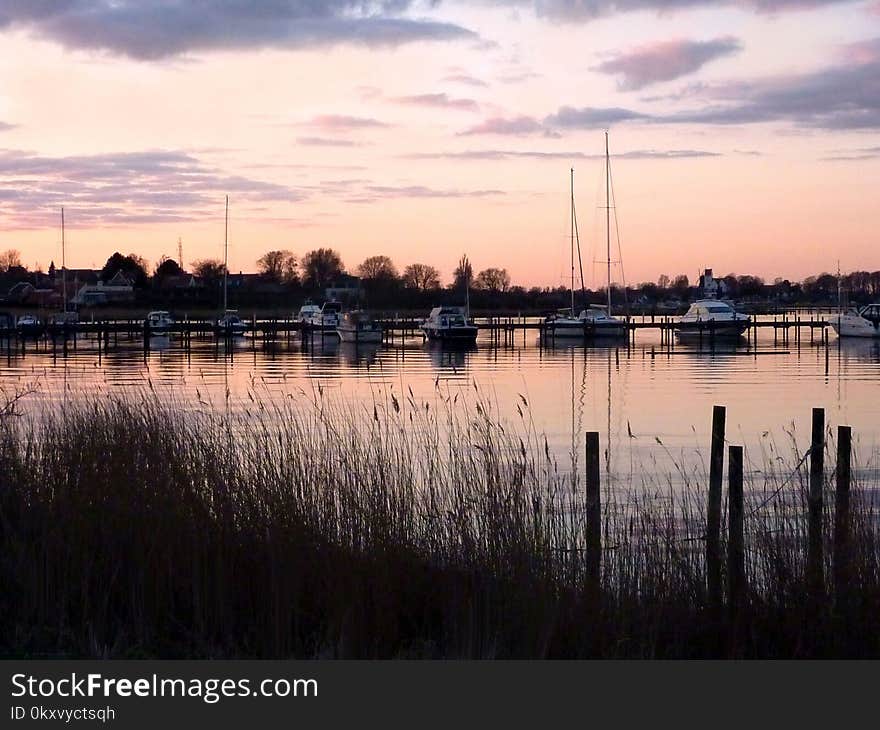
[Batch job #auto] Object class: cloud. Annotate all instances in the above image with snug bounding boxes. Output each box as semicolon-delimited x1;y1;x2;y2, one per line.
0;121;15;131
822;146;880;161
392;93;480;111
0;1;476;60
340;183;505;203
459;115;555;136
660;45;880;129
544;106;648;128
296;136;365;147
593;37;742;90
0;148;302;228
305;114;391;130
405;148;720;160
442;73;489;87
515;0;856;22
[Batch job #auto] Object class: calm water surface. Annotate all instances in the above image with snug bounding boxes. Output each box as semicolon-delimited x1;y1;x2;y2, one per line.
2;321;879;485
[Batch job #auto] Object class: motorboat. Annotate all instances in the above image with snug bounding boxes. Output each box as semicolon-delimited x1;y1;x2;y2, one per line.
145;310;174;333
302;301;343;333
829;303;880;338
421;306;478;343
337;310;383;343
217;310;247;336
675;299;750;339
16;314;41;333
297;303;322;325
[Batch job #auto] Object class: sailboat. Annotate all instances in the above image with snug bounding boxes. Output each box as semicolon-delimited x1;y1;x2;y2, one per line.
52;207;78;325
545;133;627;339
216;195;247;336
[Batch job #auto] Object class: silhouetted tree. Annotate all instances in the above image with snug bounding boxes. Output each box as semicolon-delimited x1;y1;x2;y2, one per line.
0;249;22;273
192;259;227;282
154;257;184;279
357;255;398;282
452;254;473;291
474;267;511;293
302;248;344;291
402;263;441;291
257;250;298;283
100;252;148;288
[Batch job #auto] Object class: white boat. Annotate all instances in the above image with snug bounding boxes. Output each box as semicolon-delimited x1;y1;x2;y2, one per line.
545;133;627;340
421;306;478;343
303;301;342;333
830;304;880;338
145;310;174;333
17;314;41;331
337;310;383;343
675;299;750;339
217;310;247;336
297;303;322;324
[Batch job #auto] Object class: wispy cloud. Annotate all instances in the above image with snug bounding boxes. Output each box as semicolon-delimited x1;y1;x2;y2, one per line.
459;115;556;136
544;106;648;128
392;93;480;111
0;148;301;229
296;136;365;147
442;73;489;87
405;148;720;161
593;37;742;90
0;1;477;60
305;114;391;130
822;146;880;161
519;0;855;22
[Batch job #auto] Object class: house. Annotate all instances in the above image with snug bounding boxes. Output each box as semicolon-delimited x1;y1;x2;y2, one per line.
325;274;363;304
699;269;728;299
71;271;135;306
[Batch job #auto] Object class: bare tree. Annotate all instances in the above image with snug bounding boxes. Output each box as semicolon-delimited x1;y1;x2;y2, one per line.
474;267;511;293
0;249;22;272
402;263;441;291
357;255;398;282
257;250;298;283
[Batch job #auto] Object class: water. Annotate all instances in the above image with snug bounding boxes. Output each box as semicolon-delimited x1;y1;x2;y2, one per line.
2;321;879;486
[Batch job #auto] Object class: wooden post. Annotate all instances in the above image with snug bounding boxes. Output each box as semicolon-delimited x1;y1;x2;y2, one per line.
833;425;851;610
707;405;726;612
808;407;825;596
727;445;745;627
585;431;602;605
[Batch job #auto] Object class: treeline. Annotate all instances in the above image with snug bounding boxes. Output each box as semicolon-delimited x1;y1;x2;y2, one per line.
2;246;878;311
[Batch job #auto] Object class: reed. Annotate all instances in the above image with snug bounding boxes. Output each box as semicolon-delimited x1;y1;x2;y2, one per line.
1;386;879;658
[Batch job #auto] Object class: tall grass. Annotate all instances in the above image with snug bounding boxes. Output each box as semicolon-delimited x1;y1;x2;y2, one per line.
1;385;878;658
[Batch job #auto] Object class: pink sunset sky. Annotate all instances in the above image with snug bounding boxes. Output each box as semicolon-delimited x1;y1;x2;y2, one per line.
0;0;878;289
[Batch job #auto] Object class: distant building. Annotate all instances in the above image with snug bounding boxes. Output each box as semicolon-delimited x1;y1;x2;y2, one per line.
71;270;134;306
699;269;728;299
325;274;363;304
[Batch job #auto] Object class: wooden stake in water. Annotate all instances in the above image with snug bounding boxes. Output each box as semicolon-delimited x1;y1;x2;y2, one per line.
728;445;745;619
808;407;825;596
833;424;852;609
707;405;726;611
585;431;602;601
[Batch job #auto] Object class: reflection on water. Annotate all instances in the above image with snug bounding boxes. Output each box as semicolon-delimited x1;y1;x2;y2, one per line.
2;326;879;487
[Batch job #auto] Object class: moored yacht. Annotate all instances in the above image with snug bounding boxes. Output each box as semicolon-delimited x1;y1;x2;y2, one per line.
545;305;627;338
830;303;880;338
145;310;174;333
303;301;343;333
16;314;41;333
545;135;627;340
421;306;478;343
337;310;383;343
674;299;750;339
217;310;247;336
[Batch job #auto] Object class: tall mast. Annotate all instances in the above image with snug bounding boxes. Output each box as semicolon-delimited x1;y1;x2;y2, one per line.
61;207;67;312
605;131;612;314
570;167;575;315
223;195;228;313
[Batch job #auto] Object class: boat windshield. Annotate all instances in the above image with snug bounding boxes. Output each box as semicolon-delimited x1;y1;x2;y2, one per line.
705;304;733;313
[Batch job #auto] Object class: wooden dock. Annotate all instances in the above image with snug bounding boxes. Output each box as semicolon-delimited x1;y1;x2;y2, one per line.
0;312;832;356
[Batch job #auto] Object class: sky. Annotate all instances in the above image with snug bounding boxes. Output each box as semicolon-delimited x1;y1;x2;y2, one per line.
0;0;878;289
